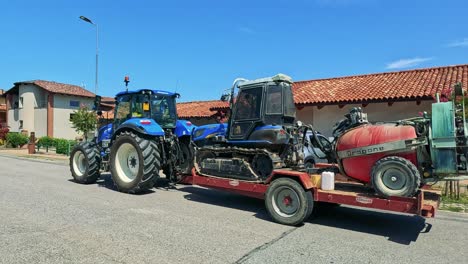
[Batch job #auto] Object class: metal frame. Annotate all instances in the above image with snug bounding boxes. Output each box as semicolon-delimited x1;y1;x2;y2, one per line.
182;169;440;218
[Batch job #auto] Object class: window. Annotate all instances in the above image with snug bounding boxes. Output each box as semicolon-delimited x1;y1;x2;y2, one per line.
19;120;23;129
114;95;132;126
233;87;263;120
70;100;80;108
69;113;76;122
266;85;282;114
19;97;24;108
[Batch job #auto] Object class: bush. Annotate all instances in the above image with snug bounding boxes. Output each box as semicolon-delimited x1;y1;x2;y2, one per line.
0;124;9;144
6;132;29;148
37;136;56;148
55;138;77;155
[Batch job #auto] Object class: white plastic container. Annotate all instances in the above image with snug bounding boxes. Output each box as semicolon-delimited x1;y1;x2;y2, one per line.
321;171;335;190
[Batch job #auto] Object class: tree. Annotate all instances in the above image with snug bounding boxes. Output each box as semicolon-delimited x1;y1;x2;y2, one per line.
71;106;97;140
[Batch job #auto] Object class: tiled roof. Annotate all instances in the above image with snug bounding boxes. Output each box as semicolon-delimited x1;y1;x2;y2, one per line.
177;100;228;118
293;64;468;105
13;80;95;98
0;104;6;111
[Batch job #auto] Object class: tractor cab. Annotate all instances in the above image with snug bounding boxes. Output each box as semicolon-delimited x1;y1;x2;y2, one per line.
113;89;178;130
227;74;296;141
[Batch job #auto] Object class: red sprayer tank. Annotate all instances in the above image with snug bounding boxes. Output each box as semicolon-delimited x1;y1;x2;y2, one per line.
336;124;418;183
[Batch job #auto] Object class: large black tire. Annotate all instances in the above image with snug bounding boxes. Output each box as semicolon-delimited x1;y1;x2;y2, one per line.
69;141;101;184
178;140;194;175
265;178;314;226
109;131;161;193
371;156;421;197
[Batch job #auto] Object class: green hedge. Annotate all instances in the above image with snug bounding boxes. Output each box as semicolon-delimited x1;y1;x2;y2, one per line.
6;132;29;148
55;138;77;155
37;136;56;148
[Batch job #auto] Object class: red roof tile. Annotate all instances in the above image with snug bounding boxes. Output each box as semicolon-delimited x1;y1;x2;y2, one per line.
13;80;95;98
293;64;468;105
177;100;228;118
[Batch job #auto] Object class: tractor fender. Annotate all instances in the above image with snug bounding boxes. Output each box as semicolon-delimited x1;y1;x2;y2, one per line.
113;118;165;138
97;123;113;143
175;120;196;138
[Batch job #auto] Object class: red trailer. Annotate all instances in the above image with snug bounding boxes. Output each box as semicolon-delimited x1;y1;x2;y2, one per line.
181;166;440;226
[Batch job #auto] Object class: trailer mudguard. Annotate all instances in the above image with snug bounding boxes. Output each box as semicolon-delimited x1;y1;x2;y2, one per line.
114;118;165;137
175;120;196;138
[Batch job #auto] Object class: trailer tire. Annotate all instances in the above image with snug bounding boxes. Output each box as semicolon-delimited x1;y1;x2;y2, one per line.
371;156;421;197
110;131;161;194
265;178;314;226
69;141;101;184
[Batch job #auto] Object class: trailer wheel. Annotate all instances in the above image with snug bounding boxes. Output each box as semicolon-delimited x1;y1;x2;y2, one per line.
265;178;314;226
110;131;161;193
371;156;421;197
69;141;101;184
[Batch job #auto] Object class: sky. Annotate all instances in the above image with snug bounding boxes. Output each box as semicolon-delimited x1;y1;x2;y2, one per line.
1;0;467;102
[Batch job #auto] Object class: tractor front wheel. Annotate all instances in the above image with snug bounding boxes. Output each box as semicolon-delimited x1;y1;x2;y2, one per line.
265;178;314;226
69;142;101;184
110;131;161;193
371;156;421;197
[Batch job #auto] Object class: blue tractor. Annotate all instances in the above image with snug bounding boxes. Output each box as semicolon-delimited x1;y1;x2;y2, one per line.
192;74;322;181
69;88;195;193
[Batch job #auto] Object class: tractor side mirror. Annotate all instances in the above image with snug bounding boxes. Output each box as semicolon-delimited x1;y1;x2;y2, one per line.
94;95;102;110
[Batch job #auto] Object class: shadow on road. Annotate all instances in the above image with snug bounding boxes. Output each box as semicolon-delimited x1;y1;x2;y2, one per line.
309;205;432;245
68;173;155;195
177;187;431;245
177;186;271;221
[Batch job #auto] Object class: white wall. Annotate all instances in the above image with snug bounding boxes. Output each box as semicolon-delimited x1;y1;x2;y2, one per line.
7;93;19;131
18;84;39;134
296;101;433;137
53;94;93;139
34;108;47;137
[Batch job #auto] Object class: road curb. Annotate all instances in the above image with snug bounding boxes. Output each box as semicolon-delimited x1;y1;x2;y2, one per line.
0;153;68;166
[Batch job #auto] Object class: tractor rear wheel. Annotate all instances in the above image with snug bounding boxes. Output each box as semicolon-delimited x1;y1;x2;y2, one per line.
110;131;161;193
265;178;314;226
371;156;421;197
69;141;101;184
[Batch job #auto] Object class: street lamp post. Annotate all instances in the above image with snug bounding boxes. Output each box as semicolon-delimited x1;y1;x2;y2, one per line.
79;16;99;96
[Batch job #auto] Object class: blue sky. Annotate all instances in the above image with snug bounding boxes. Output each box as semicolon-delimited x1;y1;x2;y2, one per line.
1;0;467;101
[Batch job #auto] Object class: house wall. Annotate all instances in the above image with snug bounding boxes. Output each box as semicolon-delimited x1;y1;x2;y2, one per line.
53;94;93;139
296;101;433;137
34;108;47;137
18;84;38;134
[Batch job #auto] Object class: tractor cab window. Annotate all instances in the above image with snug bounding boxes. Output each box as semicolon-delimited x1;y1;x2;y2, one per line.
233;87;262;120
151;94;177;128
114;94;132;126
283;83;296;123
131;94;150;118
266;85;282;114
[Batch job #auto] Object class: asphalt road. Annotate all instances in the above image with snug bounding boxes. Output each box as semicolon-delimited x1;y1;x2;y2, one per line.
0;155;467;264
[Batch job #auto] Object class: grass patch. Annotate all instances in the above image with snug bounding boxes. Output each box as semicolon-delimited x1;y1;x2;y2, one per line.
440;205;465;213
441;194;468;205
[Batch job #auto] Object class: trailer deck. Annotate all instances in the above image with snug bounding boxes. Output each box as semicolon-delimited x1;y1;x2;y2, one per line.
183;168;440;221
